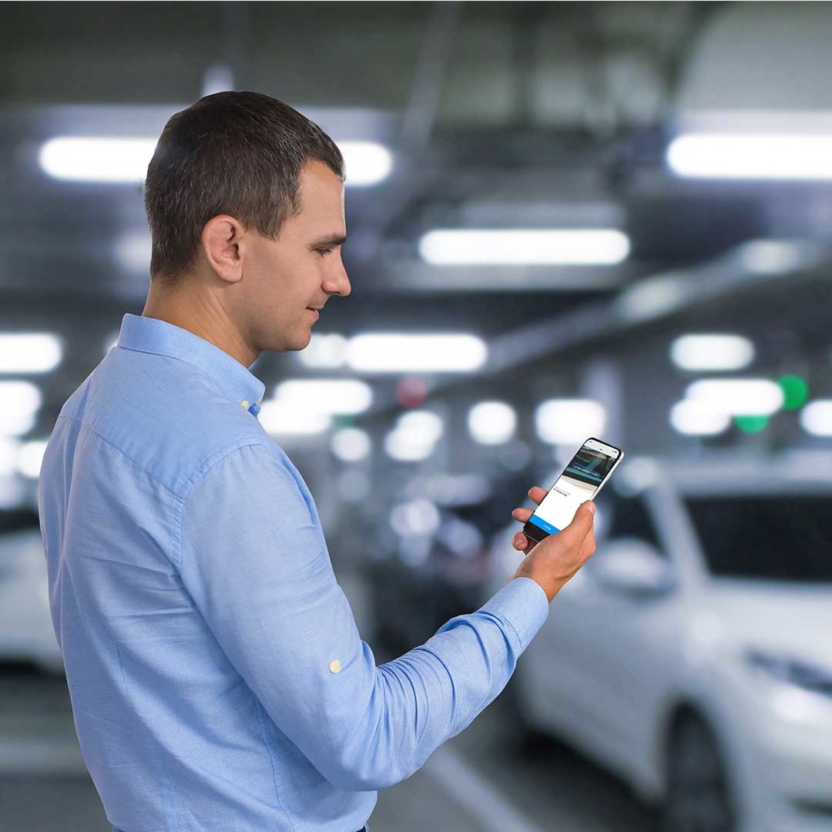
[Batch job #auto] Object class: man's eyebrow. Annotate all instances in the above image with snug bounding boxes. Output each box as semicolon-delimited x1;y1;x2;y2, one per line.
309;234;347;248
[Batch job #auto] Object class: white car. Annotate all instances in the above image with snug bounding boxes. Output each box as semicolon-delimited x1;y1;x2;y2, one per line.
0;506;64;674
488;454;832;832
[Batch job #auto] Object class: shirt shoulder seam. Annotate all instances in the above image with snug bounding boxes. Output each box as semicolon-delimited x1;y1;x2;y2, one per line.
59;414;275;573
60;413;180;498
179;439;279;501
173;440;284;571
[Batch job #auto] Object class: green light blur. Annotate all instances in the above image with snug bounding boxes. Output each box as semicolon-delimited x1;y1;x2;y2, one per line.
734;415;769;433
777;374;809;410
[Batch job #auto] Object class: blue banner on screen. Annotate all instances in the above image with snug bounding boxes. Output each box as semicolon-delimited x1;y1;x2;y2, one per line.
528;516;560;535
529;440;618;535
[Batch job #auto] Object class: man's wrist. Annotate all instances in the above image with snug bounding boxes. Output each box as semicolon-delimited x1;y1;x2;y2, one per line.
505;574;563;604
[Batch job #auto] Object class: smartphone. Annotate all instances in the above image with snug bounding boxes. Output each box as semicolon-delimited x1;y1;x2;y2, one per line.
523;436;624;544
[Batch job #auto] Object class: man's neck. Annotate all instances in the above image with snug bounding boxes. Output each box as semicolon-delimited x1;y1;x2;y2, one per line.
142;286;258;369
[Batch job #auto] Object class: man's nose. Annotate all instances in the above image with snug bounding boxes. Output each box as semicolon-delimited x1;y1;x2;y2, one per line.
334;259;351;298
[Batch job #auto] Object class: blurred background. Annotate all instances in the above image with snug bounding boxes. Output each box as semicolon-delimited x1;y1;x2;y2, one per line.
2;2;832;831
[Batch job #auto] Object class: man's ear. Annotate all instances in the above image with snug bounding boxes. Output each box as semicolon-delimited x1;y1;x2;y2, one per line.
202;215;245;285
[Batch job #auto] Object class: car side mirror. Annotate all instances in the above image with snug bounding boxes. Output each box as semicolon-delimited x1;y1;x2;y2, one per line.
591;537;676;598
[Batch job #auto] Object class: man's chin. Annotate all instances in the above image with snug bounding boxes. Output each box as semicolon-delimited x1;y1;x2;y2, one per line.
262;336;306;354
290;328;314;351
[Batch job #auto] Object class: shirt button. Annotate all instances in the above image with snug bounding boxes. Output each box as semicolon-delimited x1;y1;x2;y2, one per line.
329;659;342;674
240;399;250;408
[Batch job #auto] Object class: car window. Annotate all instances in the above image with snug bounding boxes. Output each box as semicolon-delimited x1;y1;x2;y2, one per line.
595;489;663;556
686;494;832;582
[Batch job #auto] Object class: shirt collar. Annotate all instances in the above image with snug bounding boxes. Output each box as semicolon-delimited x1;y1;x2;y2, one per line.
116;313;266;418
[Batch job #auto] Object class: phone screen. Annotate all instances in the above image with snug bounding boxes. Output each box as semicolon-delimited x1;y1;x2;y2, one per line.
526;437;623;537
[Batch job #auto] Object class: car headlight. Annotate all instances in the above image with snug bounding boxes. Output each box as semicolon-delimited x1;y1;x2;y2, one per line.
747;649;832;699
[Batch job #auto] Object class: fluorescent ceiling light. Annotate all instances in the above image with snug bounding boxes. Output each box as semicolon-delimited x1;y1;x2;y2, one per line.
670;334;755;371
467;401;517;445
0;438;21;476
800;400;832;436
0;476;26;509
389;499;441;536
0;334;63;373
396;409;444;443
274;379;372;415
347;334;487;373
258;401;331;435
1;384;40;439
338;141;393;186
739;240;820;275
419;229;630;266
40;136;391;187
384;429;436;462
614;275;692;324
384;409;443;462
670;400;731;436
667;134;832;180
17;439;49;479
330;428;372;462
0;412;36;437
298;333;348;369
685;379;784;416
40;137;157;183
534;399;606;445
0;381;42;417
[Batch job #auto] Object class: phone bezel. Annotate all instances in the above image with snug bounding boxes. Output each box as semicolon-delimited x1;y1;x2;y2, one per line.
522;436;624;543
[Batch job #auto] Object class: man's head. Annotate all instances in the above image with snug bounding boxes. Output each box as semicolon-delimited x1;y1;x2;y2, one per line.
142;91;351;361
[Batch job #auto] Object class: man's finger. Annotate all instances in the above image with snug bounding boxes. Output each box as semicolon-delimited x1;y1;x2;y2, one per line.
511;487;547;521
528;486;547;504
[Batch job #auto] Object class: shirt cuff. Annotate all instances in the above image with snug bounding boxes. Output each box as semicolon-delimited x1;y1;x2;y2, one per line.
477;576;550;653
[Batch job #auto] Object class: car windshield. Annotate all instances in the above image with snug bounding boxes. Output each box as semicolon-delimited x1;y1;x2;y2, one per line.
686;494;832;582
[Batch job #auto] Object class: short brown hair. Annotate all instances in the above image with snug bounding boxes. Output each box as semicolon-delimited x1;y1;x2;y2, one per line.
143;90;345;286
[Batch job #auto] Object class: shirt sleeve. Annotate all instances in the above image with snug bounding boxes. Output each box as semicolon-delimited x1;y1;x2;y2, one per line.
178;442;550;792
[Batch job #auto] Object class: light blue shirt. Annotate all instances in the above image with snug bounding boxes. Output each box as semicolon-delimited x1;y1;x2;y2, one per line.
37;312;550;832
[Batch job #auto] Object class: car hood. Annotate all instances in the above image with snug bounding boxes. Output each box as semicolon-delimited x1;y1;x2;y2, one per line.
705;579;832;668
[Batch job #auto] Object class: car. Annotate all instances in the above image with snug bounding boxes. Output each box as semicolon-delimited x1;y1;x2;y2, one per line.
0;506;64;675
486;453;832;832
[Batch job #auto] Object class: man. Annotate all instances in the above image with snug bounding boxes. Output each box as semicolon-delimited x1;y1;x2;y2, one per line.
37;91;596;832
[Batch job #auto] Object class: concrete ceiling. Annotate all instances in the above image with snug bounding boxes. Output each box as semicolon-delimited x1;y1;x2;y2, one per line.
3;1;832;440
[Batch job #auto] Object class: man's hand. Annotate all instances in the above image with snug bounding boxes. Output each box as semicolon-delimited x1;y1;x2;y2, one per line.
505;486;597;603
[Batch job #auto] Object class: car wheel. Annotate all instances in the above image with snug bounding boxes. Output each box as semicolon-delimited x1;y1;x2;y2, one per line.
662;713;737;832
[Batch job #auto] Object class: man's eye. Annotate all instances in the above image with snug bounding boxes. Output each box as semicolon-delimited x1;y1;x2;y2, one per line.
316;248;334;257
